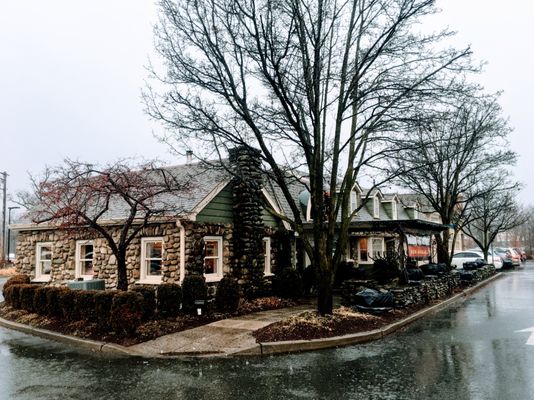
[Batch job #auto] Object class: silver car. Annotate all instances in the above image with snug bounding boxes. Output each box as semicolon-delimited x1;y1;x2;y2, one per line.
451;250;503;269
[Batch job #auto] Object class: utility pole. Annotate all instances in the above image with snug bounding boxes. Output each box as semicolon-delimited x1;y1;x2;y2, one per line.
1;172;6;265
7;206;20;262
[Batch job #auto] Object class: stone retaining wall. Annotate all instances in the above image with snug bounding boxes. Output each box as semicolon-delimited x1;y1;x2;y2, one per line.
341;265;496;308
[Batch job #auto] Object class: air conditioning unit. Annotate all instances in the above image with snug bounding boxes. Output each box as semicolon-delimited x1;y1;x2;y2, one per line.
67;279;105;291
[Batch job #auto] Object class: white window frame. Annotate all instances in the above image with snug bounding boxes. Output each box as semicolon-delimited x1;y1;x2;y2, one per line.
358;236;385;264
371;237;385;259
373;196;380;218
35;242;53;282
350;191;358;215
263;237;273;276
392;200;398;220
203;236;223;282
413;205;419;219
139;237;164;284
75;240;94;280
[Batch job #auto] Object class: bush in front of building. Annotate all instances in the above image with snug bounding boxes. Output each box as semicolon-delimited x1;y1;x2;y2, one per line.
215;276;240;313
2;274;30;298
73;290;99;323
56;289;77;321
94;291;116;331
132;286;157;320
45;287;69;318
3;285;19;308
109;291;144;336
156;284;182;318
272;267;303;300
19;284;38;313
33;286;50;315
182;275;208;314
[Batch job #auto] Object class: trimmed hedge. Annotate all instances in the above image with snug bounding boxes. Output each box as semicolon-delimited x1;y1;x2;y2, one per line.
182;275;208;314
156;284;182;318
46;287;69;318
73;290;99;323
132;286;157;320
33;286;50;316
273;268;303;300
94;291;116;331
19;285;39;312
58;289;77;321
110;291;143;336
215;276;240;313
3;274;30;298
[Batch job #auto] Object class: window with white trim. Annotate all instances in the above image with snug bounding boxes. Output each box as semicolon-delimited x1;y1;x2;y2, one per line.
414;205;419;219
350;191;358;215
392;200;398;220
263;237;272;275
204;236;223;281
140;237;164;282
358;237;385;263
75;240;94;280
373;197;380;218
35;243;52;280
371;237;385;258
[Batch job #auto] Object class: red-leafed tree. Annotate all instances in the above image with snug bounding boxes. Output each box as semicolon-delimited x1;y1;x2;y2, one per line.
19;159;190;290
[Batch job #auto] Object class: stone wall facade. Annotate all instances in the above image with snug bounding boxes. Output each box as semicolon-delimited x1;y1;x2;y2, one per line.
15;220;281;290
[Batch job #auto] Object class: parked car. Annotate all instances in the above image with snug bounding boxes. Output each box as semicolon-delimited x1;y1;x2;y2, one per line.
495;247;521;268
451;250;503;270
513;248;527;263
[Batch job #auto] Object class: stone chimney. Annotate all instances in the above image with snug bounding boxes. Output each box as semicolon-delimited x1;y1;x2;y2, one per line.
186;150;193;164
228;146;265;293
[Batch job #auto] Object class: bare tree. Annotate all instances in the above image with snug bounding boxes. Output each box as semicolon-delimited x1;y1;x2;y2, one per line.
390;95;516;266
461;180;527;262
145;0;475;314
19;159;190;291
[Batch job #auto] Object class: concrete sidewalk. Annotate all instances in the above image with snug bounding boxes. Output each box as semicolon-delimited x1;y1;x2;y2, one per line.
128;305;313;357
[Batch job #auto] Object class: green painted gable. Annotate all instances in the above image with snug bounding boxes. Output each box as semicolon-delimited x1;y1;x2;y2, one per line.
196;183;281;227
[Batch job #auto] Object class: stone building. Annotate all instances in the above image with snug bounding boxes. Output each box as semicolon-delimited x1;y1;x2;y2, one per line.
12;147;292;290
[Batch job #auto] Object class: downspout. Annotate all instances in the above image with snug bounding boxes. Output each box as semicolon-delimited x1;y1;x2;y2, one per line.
176;219;186;283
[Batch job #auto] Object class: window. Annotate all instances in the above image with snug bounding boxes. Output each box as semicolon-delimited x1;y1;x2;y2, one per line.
263;237;272;275
373;197;380;218
35;243;52;280
359;238;368;262
76;240;94;280
372;238;385;258
204;236;223;282
140;237;164;283
350;191;358;214
358;237;384;263
413;204;419;219
392;200;398;220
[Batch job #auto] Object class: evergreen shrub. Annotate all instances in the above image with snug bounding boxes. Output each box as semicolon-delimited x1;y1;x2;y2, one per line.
3;274;30;298
182;275;208;314
19;284;38;312
273;268;303;300
94;291;115;331
110;291;143;336
132;286;157;320
156;284;182;318
73;290;98;323
215;276;240;313
33;286;50;315
46;287;69;318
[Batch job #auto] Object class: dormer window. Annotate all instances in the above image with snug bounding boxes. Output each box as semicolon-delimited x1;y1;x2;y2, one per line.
414;204;419;219
373;196;380;218
392;200;398;220
350;191;358;214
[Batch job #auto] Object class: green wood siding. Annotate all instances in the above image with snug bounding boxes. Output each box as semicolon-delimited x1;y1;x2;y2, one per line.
196;185;234;223
196;183;281;227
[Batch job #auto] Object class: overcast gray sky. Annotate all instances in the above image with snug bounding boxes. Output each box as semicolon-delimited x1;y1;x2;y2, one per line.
1;0;532;211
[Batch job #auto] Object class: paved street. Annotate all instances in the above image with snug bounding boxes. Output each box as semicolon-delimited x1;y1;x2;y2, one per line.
1;264;534;399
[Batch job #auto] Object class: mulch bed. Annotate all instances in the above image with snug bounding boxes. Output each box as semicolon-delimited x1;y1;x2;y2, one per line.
253;305;426;343
0;296;297;346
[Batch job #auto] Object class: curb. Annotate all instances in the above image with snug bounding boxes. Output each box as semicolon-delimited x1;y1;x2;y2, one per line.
0;272;503;358
0;317;139;357
257;272;503;356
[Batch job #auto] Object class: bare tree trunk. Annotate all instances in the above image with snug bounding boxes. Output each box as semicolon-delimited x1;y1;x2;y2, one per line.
116;249;128;291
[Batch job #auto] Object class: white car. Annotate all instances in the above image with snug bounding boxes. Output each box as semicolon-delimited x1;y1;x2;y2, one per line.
451;250;503;270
